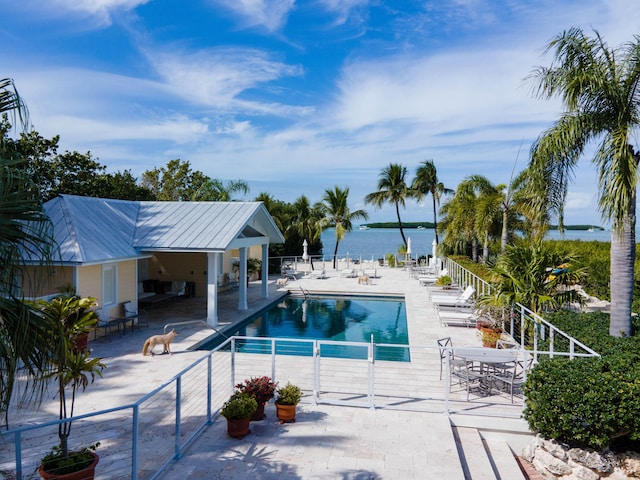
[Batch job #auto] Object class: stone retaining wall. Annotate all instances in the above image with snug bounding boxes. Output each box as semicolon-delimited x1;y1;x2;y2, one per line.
522;435;640;480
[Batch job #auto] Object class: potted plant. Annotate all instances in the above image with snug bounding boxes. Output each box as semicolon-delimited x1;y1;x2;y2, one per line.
247;258;262;281
235;376;278;421
435;275;452;287
474;306;505;349
275;382;302;424
34;294;105;479
220;392;258;439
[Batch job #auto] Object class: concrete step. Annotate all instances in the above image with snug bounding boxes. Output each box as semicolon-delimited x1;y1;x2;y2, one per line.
484;437;526;480
454;426;496;479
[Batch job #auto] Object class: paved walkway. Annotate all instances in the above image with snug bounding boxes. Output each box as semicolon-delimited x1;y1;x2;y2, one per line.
4;264;532;479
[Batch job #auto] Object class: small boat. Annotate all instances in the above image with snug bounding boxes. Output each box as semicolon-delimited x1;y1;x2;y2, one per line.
417;226;425;230
359;225;370;230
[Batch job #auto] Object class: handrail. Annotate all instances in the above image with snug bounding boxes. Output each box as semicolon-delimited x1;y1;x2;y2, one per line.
163;320;230;340
442;257;599;360
163;320;211;333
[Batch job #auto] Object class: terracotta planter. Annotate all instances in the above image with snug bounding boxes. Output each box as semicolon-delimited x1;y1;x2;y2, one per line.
72;333;88;353
480;326;502;348
276;403;297;423
38;452;99;480
251;401;266;421
226;417;251;439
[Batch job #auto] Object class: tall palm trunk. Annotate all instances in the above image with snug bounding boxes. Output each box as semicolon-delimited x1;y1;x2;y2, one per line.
432;195;440;244
395;202;407;247
333;240;340;269
501;209;508;253
609;191;636;337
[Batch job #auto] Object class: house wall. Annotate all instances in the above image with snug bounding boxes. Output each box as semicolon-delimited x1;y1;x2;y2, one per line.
150;252;207;297
77;264;103;308
20;265;74;298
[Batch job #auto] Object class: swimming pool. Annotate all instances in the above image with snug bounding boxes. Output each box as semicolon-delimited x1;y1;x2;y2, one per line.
200;295;409;361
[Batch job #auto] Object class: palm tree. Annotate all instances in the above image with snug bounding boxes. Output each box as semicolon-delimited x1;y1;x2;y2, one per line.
365;163;415;247
440;175;501;262
319;187;368;269
528;28;640;336
478;240;584;314
288;195;324;247
438;183;480;260
0;78;55;425
412;160;452;244
191;178;249;201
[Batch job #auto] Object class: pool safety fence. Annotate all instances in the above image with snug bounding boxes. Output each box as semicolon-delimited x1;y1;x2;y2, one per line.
6;336;533;480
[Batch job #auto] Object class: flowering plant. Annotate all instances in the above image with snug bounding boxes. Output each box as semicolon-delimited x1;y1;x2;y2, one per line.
236;376;278;403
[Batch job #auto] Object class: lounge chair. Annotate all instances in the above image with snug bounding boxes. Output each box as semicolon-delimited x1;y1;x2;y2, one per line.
432;286;475;308
364;268;377;278
307;269;326;279
437;307;478;327
418;268;448;286
340;268;356;278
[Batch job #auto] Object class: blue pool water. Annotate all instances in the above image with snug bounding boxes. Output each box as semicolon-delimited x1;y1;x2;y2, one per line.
200;295;409;361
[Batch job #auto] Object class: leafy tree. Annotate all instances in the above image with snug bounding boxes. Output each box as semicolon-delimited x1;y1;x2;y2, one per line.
2;121;153;201
528;28;640;336
365;163;415;247
411;159;452;244
319;187;368;269
141;159;208;201
191;178;249;201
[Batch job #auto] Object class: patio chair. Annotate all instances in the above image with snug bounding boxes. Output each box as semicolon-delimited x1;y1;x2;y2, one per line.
124;301;148;331
431;286;475;308
450;355;486;401
93;309;115;340
490;355;534;403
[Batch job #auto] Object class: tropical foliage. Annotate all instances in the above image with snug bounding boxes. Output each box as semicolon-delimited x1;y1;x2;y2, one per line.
477;240;584;314
33;295;105;461
0;78;57;426
528;28;640;336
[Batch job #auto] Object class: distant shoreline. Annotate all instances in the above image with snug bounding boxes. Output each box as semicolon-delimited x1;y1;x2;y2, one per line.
360;222;606;231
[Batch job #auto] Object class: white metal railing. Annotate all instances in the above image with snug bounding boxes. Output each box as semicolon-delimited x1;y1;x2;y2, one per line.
442;257;600;360
3;336;524;479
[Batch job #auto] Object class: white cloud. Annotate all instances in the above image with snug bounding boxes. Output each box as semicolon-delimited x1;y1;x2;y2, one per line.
15;0;149;28
209;0;295;32
145;46;307;116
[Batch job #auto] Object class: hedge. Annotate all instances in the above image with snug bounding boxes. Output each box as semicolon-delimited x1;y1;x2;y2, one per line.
523;311;640;450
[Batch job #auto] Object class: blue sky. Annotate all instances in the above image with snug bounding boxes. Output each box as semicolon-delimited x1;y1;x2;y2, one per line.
2;0;639;226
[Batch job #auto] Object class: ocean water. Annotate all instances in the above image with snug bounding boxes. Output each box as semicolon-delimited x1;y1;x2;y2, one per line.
318;227;613;260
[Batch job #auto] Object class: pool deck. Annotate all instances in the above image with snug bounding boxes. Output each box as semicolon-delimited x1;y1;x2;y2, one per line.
5;264;534;479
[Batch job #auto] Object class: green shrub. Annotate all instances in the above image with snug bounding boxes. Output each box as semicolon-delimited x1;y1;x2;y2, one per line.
221;392;258;419
524;355;640;450
275;382;302;405
524;310;640;450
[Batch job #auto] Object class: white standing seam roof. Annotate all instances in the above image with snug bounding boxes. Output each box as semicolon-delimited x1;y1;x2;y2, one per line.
42;195;284;264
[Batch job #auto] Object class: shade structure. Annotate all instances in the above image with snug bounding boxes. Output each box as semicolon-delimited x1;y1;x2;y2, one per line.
302;239;309;261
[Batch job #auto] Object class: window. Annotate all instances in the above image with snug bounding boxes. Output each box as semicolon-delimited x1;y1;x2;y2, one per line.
103;264;117;307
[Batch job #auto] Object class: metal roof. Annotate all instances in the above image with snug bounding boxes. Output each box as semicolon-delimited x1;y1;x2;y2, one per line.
43;195;285;264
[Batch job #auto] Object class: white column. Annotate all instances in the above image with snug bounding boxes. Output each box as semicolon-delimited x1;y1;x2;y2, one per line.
206;252;219;326
238;247;248;310
261;243;269;299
